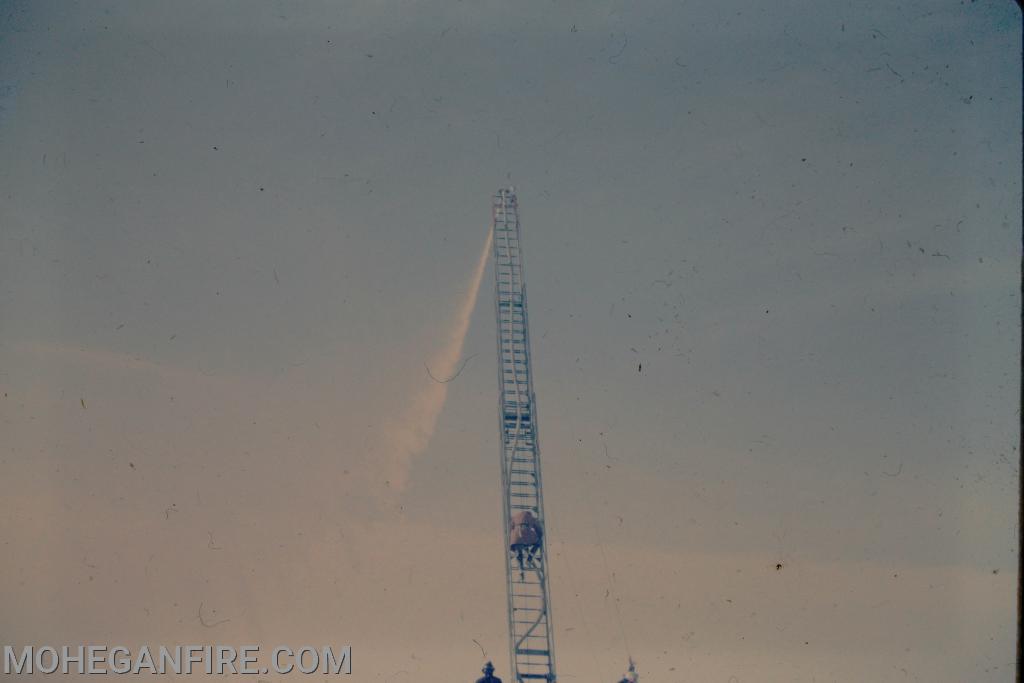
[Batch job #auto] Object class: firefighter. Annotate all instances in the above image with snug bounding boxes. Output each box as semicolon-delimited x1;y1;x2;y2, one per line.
476;661;502;683
618;658;639;683
509;510;543;578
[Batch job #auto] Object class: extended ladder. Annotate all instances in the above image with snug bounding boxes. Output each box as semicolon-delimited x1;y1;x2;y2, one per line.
492;188;556;683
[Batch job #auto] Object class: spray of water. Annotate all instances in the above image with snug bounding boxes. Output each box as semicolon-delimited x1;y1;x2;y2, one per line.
380;230;493;492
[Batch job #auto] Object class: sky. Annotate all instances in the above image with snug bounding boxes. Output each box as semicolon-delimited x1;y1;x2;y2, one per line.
0;0;1020;681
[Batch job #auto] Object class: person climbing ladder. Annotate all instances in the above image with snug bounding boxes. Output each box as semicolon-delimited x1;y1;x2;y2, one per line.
509;509;543;578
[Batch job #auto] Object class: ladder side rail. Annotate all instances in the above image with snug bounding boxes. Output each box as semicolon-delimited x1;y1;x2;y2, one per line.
512;204;557;682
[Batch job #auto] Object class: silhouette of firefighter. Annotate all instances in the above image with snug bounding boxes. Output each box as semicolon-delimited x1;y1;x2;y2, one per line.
510;509;543;577
476;661;502;683
616;658;639;683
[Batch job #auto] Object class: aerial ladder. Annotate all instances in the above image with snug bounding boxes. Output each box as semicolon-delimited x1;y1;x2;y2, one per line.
491;188;557;683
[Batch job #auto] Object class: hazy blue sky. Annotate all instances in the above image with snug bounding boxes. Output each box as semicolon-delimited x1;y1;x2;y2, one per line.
0;1;1020;681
